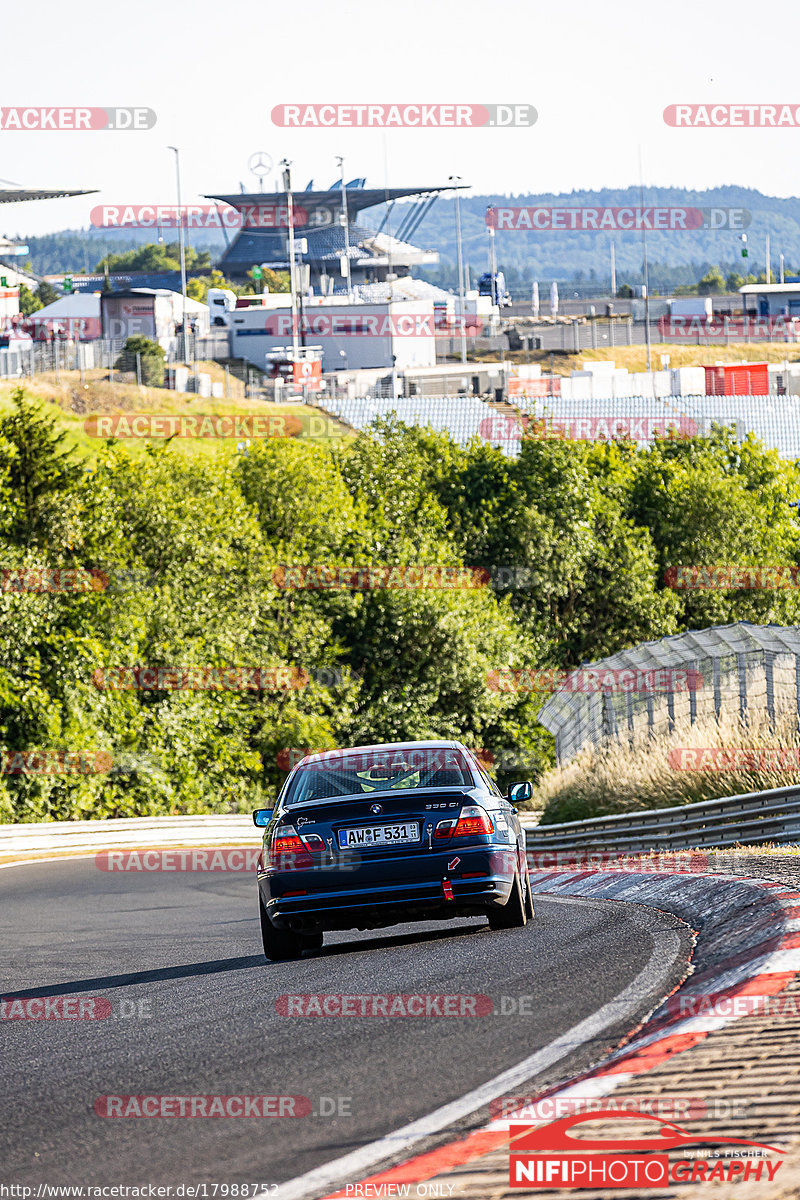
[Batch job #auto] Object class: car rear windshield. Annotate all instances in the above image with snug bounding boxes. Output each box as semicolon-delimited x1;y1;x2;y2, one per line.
284;747;475;805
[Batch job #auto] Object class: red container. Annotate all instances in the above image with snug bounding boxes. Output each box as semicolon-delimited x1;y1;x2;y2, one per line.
704;362;768;395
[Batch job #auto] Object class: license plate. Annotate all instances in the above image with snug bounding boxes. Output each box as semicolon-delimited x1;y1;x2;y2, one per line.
338;822;420;849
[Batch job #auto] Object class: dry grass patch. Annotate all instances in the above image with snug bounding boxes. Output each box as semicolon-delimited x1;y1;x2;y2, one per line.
537;708;800;824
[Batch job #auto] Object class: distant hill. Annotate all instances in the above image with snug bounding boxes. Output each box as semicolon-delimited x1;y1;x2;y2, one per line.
7;186;800;289
1;227;226;277
411;185;800;289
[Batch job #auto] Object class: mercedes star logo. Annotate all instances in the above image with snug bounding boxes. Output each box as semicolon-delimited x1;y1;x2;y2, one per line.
248;151;273;177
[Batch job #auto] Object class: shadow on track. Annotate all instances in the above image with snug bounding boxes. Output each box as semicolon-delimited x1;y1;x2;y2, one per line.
2;922;489;999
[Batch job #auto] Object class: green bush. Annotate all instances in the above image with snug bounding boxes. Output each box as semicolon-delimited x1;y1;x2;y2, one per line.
114;336;166;387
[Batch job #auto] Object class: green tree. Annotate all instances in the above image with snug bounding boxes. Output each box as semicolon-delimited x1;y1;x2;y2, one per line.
725;271;745;292
697;267;725;295
18;284;42;315
35;281;59;308
0;388;83;544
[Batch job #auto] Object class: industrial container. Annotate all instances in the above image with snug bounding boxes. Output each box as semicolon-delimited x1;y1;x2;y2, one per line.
704;362;768;395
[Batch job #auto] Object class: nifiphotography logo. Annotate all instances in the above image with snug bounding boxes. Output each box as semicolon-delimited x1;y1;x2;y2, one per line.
509;1111;784;1188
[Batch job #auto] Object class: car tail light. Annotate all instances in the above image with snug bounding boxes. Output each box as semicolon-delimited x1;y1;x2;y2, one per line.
270;824;313;870
452;805;494;838
300;832;325;853
434;818;458;839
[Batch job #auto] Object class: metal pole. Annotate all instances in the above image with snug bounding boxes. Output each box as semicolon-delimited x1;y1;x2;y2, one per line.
169;146;188;363
610;241;616;296
281;160;300;361
336;156;352;298
450;176;467;364
136;351;142;387
766;234;771;284
487;208;498;307
639;149;652;371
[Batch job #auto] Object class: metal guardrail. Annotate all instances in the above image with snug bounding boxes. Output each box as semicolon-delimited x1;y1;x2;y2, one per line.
0;813;256;857
525;784;800;853
2;790;793;862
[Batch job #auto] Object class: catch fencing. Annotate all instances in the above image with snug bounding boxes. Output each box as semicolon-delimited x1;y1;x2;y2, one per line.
538;623;800;765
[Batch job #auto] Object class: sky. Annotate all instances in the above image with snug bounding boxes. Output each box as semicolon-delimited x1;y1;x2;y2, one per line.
1;0;798;237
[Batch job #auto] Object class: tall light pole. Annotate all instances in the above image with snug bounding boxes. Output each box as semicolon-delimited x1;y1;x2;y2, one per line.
280;159;300;361
168;146;188;362
449;175;467;363
336;156;352;298
638;148;652;371
487;207;498;306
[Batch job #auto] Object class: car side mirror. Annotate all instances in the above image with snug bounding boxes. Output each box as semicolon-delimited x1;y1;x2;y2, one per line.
252;808;274;827
507;781;533;805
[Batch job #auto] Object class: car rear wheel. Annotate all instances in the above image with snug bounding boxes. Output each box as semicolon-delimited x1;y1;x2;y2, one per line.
259;893;305;961
524;864;534;919
487;868;527;930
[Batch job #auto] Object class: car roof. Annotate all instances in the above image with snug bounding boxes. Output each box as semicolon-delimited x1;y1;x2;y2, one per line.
290;741;475;774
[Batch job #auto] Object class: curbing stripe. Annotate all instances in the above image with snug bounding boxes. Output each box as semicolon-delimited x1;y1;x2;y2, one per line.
308;869;800;1200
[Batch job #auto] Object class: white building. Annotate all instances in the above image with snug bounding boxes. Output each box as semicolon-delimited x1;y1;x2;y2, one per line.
739;282;800;317
227;294;437;372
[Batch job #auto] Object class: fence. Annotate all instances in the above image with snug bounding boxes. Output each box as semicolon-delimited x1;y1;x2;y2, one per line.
537;623;800;764
0;333;232;383
525;783;800;853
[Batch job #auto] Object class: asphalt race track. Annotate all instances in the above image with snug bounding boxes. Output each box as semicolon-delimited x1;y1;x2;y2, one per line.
1;859;693;1192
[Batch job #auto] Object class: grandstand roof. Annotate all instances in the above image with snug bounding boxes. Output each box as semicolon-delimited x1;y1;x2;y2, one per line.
0;188;97;204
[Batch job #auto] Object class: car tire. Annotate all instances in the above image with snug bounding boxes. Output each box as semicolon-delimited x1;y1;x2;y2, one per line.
523;862;534;919
259;893;305;961
487;868;527;930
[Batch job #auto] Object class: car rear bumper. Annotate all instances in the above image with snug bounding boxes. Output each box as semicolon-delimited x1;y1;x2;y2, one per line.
258;845;519;932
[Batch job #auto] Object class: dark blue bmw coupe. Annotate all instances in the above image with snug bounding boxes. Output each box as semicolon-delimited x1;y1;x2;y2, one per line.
253;740;534;960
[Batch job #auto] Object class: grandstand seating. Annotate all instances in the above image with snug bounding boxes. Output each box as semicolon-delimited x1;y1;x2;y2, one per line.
318;392;800;459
